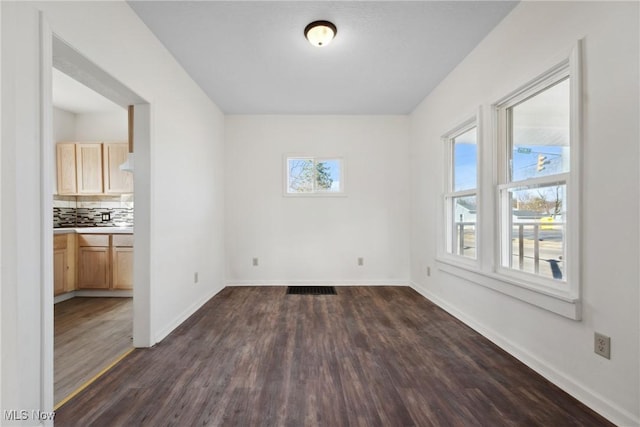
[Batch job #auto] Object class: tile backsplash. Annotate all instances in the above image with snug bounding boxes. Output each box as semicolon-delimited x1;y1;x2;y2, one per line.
53;195;134;228
53;207;77;228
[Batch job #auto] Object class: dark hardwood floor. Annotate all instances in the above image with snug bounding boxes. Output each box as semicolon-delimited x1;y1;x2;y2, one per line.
55;287;612;426
55;297;133;406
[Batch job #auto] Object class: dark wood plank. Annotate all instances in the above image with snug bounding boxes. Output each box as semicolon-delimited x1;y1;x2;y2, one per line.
55;297;133;405
54;287;613;426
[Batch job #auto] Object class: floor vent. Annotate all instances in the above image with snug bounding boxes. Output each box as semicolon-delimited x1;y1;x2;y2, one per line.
286;286;337;295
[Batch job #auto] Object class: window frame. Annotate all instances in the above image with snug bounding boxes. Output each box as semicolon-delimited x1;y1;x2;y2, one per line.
440;115;480;268
283;155;346;197
494;56;580;298
435;41;582;320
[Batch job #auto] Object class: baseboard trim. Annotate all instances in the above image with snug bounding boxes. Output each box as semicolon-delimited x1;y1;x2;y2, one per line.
74;290;133;298
53;291;76;304
154;285;224;344
225;280;410;286
53;290;132;303
410;281;639;427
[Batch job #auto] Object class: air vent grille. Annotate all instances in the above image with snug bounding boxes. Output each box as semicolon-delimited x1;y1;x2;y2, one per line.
286;286;337;295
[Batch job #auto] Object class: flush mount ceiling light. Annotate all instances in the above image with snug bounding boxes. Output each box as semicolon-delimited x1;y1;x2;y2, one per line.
304;20;337;47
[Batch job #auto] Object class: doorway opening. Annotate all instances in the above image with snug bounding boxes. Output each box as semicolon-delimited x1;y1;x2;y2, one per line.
46;34;151;409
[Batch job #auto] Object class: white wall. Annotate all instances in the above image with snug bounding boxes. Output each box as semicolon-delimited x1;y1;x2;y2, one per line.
52;107;76;195
53;106;127;144
2;1;226;422
36;0;227;342
409;2;639;425
225;115;410;285
52;107;75;142
2;3;46;423
0;0;3;415
74;110;127;141
52;107;127;145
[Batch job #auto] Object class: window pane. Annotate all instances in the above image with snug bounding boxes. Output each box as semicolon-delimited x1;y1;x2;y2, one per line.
510;78;570;182
316;159;341;192
287;158;314;193
453;127;477;192
451;195;477;259
503;184;566;281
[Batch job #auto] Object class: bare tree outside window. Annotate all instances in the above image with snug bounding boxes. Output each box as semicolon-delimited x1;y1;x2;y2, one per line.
288;159;314;192
286;157;343;195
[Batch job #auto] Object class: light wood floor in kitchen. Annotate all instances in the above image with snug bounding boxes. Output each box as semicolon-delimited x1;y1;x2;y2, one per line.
54;297;133;405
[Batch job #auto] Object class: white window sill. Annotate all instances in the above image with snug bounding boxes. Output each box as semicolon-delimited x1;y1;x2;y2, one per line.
435;258;581;320
283;192;347;198
438;253;479;270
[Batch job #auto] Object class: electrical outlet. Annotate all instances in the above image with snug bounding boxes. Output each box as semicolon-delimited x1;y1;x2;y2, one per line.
101;212;110;221
194;272;198;283
252;258;259;266
427;266;431;276
357;257;364;266
594;333;610;359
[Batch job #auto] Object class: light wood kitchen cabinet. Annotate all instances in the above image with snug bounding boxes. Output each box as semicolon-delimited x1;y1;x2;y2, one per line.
112;234;133;290
103;143;133;194
56;142;131;195
56;143;78;195
75;143;104;195
77;234;110;289
76;233;133;291
53;247;67;295
53;233;76;296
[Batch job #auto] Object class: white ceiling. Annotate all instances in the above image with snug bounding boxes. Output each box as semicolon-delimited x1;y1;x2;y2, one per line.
128;1;518;115
52;68;123;114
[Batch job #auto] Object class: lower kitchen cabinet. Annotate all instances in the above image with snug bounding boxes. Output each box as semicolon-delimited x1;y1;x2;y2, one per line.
77;233;133;291
112;234;133;290
78;246;110;289
112;247;133;290
53;247;67;295
54;233;76;296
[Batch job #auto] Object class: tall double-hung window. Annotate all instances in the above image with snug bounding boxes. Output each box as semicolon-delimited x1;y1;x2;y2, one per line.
443;121;478;261
495;57;579;291
437;45;581;318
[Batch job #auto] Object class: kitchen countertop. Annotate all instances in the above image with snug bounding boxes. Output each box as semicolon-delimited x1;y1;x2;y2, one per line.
54;227;133;235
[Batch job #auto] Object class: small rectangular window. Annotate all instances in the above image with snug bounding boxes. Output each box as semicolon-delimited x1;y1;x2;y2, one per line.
443;121;478;261
285;157;344;195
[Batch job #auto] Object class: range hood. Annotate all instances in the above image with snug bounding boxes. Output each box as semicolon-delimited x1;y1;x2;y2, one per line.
119;105;134;172
119;152;134;172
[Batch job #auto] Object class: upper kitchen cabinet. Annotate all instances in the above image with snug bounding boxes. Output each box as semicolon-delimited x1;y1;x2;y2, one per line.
103;143;133;194
76;143;103;194
56;142;132;195
56;143;78;195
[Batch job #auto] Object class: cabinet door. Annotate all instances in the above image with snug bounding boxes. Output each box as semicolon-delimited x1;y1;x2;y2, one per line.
53;248;67;296
112;247;133;290
76;143;103;194
77;246;110;289
56;143;77;195
103;143;133;194
65;234;77;292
